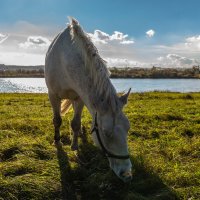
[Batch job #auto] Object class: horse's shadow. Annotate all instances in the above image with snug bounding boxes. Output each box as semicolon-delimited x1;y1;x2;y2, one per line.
56;127;178;200
55;144;76;200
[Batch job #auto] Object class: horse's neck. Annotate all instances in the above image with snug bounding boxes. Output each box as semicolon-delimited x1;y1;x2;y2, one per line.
68;22;117;116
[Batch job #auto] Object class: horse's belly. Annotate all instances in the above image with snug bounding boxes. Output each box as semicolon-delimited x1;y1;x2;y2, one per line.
59;89;79;100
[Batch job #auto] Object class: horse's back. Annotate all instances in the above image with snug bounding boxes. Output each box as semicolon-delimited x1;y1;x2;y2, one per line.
45;27;83;99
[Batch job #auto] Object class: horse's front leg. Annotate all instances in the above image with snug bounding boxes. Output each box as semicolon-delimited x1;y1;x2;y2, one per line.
49;93;62;145
71;99;84;150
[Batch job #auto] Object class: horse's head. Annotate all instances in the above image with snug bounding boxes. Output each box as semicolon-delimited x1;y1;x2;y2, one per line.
92;89;132;182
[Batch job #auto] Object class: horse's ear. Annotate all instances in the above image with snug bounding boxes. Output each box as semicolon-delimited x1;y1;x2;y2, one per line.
119;88;131;105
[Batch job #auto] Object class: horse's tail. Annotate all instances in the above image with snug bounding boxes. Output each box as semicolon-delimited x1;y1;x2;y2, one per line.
61;99;72;116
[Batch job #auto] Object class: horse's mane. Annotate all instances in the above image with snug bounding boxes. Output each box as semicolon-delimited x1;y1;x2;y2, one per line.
68;17;118;112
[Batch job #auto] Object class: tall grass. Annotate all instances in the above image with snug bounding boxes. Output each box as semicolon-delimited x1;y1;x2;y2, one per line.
0;93;199;199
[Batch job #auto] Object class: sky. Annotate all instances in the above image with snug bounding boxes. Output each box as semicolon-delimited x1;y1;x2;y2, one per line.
0;0;200;67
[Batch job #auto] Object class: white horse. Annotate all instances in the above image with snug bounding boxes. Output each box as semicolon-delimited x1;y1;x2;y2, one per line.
45;17;132;182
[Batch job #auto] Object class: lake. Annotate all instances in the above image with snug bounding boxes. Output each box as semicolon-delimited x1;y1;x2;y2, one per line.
0;78;200;93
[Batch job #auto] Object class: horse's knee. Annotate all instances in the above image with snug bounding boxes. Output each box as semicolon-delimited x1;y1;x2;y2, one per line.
53;115;62;128
53;116;62;142
71;118;81;133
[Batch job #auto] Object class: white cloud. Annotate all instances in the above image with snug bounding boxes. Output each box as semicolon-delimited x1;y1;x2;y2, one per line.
167;54;199;66
88;30;134;45
87;30;136;66
156;54;200;68
88;30;109;44
0;51;45;65
0;33;9;44
19;36;51;50
185;35;200;43
120;40;134;44
156;35;200;54
105;54;200;68
106;58;136;67
185;35;200;50
146;29;155;38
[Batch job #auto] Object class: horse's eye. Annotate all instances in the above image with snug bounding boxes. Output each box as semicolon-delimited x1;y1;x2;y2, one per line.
103;128;113;138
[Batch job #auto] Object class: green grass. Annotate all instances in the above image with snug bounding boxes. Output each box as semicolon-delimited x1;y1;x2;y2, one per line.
0;92;199;200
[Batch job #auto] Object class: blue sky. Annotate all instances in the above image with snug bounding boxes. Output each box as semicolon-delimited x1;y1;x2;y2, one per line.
0;0;200;67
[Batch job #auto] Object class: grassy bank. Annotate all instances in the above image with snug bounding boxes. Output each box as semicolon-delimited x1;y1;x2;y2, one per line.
0;93;199;200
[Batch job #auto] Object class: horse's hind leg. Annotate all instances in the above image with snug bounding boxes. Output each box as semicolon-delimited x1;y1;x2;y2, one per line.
49;92;62;144
71;98;84;150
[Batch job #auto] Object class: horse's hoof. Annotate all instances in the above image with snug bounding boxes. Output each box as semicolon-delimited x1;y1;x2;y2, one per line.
71;144;78;151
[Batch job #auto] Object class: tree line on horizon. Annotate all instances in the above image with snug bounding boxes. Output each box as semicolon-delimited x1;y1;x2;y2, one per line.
0;64;200;78
110;65;200;78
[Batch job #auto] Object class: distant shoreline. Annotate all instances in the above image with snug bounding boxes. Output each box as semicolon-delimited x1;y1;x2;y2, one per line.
0;76;200;79
0;75;44;78
0;75;200;79
0;64;200;79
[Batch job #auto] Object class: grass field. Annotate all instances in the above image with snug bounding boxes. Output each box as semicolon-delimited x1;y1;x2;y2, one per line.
0;92;199;200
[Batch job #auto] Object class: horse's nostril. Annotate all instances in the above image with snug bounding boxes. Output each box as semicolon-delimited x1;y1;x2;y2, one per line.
120;170;132;182
120;170;132;177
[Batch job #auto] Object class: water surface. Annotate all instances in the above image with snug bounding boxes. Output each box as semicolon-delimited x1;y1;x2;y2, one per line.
1;78;200;93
